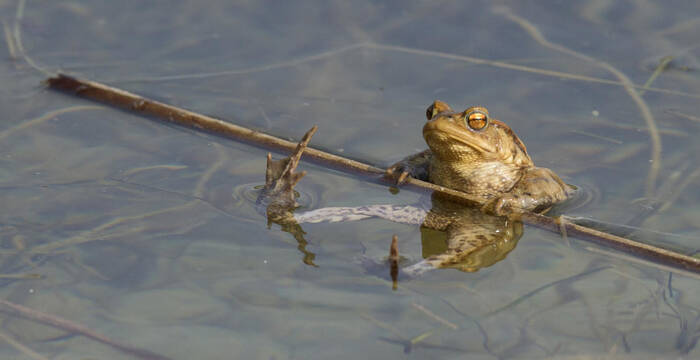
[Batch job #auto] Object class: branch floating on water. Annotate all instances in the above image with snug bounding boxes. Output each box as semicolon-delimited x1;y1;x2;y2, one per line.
44;73;700;275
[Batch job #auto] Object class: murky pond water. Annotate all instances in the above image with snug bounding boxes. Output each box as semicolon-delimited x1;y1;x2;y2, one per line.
1;1;700;359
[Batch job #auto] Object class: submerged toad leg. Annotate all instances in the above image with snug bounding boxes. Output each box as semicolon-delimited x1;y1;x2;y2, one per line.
258;126;428;226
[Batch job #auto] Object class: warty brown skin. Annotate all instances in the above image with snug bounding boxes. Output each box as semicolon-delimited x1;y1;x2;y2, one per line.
388;100;575;214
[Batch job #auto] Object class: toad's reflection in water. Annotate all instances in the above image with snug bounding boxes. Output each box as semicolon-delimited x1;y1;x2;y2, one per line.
256;127;523;276
410;196;522;274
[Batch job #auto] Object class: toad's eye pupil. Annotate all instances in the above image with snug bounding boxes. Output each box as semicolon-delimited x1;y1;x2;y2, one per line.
467;112;488;130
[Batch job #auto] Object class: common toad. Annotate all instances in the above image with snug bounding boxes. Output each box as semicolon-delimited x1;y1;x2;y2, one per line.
387;100;575;214
257;101;575;274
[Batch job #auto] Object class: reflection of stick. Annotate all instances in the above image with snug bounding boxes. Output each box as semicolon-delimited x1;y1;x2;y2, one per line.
44;74;700;274
0;299;171;360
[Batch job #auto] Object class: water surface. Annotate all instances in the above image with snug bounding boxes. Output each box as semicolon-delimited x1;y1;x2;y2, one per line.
1;1;699;359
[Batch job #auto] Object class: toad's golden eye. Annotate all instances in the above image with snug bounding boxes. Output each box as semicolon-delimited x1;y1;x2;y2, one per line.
465;110;488;131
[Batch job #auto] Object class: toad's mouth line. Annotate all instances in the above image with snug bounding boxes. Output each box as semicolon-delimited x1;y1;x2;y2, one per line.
422;125;496;154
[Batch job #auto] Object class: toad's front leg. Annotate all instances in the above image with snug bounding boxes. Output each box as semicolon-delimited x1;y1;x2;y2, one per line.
384;149;432;185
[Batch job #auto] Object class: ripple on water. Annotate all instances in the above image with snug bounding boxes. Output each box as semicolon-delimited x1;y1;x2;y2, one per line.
231;181;319;210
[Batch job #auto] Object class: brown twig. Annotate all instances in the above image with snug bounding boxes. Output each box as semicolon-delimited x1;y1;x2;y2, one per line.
45;74;385;178
44;73;700;274
0;299;172;360
389;235;399;290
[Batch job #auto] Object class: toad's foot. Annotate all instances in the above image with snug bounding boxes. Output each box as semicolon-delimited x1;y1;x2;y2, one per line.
384;150;432;186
